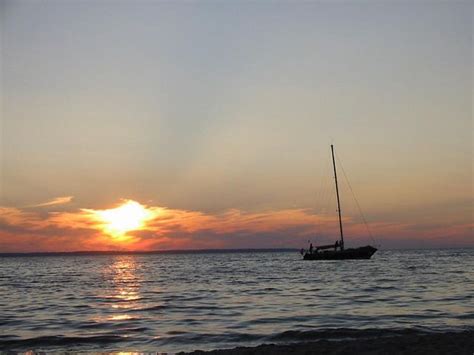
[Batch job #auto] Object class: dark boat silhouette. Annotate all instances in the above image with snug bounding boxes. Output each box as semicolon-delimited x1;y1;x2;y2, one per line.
302;145;377;260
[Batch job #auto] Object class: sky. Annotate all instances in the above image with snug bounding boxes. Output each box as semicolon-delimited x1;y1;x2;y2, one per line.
0;0;472;252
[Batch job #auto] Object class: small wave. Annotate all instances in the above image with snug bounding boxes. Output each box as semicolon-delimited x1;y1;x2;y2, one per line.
128;304;166;312
85;295;149;303
121;326;150;332
0;335;128;349
156;332;263;345
458;314;474;320
167;330;187;335
77;322;111;329
267;327;428;342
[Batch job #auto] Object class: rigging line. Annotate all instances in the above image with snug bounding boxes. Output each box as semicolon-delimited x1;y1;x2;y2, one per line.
313;154;328;239
320;156;334;236
314;153;332;240
335;152;377;245
322;157;336;238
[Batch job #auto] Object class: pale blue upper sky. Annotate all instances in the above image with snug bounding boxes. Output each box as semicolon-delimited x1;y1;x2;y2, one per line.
1;0;472;228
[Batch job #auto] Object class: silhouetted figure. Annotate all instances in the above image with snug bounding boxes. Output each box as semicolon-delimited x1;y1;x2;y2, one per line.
335;240;339;251
309;243;313;254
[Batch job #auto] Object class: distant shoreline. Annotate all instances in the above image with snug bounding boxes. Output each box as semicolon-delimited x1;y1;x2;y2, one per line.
1;247;473;257
0;248;298;257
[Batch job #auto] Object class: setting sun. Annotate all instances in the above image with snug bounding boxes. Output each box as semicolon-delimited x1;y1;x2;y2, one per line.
87;200;156;238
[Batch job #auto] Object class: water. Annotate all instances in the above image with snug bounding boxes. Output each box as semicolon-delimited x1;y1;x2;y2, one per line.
1;249;473;353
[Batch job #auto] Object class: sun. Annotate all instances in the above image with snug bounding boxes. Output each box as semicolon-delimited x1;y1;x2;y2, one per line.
87;200;156;238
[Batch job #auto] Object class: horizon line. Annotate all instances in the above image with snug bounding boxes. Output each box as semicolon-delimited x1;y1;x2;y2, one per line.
0;248;298;257
0;246;473;257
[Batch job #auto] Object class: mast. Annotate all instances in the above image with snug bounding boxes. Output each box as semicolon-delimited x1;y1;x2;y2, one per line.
331;144;344;250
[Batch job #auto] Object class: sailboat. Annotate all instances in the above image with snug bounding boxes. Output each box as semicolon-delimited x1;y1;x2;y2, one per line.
302;145;377;260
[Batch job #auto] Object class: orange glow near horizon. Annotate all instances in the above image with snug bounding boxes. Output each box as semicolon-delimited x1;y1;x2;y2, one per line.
0;196;472;252
84;200;157;240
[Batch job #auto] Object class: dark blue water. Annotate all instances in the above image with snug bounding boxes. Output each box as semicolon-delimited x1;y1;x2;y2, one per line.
1;249;473;353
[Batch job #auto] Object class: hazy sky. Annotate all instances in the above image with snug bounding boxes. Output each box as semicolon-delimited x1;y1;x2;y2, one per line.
0;0;472;251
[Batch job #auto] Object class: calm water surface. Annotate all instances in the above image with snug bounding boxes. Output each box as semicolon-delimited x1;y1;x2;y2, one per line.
1;249;473;352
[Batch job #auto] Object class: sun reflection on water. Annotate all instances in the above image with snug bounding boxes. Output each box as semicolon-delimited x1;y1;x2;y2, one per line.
96;256;145;321
109;314;134;321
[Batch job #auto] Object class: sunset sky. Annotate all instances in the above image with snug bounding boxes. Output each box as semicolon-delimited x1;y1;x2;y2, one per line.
1;0;472;252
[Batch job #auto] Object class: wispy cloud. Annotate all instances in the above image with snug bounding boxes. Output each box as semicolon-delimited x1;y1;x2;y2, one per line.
28;196;74;208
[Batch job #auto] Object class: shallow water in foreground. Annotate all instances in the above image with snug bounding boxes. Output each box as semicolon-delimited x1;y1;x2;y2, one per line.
1;249;473;353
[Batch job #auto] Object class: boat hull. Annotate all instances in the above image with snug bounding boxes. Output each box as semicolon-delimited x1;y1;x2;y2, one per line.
303;246;377;260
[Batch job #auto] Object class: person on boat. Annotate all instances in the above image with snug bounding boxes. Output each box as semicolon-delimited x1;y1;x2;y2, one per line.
335;240;339;251
309;243;313;254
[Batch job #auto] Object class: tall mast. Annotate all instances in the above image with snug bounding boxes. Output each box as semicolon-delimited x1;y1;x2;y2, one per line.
331;144;344;250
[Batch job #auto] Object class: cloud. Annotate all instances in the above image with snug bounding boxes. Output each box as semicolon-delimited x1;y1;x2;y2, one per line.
28;196;74;208
0;199;472;252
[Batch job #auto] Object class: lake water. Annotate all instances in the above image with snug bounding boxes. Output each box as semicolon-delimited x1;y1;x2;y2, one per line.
1;249;473;353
